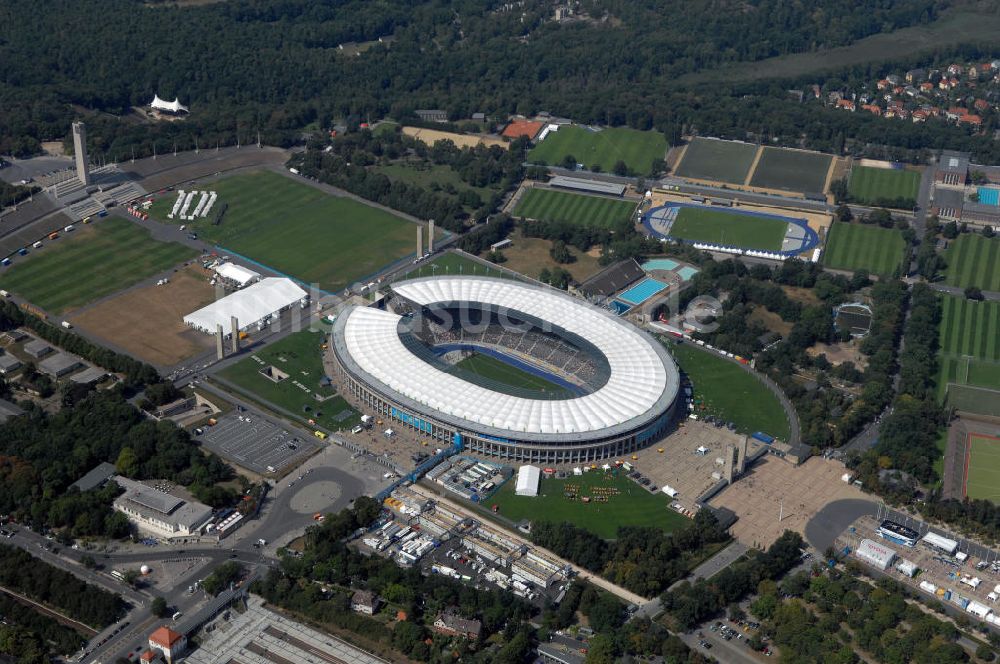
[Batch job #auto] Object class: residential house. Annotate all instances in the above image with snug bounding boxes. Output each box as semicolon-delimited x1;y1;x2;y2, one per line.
912;109;929;123
415;109;449;123
148;627;186;664
992;60;1000;71
920;82;934;93
350;590;382;616
974;99;990;112
893;85;905;96
827;91;843;103
433;612;482;640
946;107;969;121
979;63;993;78
905;68;926;83
862;104;882;116
897;108;911;120
811;84;821;98
904;86;919;98
947;64;964;76
836;99;856;112
886;74;903;86
969;65;980;80
959;114;983;128
876;79;890;91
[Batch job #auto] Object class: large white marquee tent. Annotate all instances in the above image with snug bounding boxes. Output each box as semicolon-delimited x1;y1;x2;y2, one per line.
184;278;306;334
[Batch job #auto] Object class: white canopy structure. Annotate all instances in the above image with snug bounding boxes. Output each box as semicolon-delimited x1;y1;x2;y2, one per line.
150;94;189;114
515;465;541;497
922;531;958;555
214;262;261;288
184;278;306;334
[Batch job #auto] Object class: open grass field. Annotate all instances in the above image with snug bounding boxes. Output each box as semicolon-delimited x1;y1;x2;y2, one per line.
749;147;833;194
490;472;688;539
847;166;920;207
217;329;358;431
403;252;509;280
937;294;1000;416
528;125;667;175
455;352;569;396
500;230;602;284
149;170;419;292
669;341;790;440
668;207;788;251
0;217;197;314
821;222;907;275
674;138;759;185
513;188;636;228
373;162;495;208
965;433;1000;503
943;234;1000;291
69;264;215;366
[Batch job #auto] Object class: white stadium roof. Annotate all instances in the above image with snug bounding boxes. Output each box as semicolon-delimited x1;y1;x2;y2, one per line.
337;276;675;437
150;94;189;114
184;278;306;333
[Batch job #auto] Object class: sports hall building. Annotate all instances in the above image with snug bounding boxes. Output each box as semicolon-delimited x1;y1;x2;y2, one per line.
331;276;680;463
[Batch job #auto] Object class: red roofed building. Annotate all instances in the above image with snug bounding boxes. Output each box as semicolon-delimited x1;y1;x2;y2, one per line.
947;107;969;121
974;99;989;112
862;104;882;116
876;79;890;90
139;651;157;663
148;627;186;664
919;82;934;92
959;114;983;127
912;110;929;122
836;99;856;111
501;120;544;140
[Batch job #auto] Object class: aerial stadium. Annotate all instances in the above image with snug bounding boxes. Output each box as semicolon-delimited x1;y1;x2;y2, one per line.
331;276;680;463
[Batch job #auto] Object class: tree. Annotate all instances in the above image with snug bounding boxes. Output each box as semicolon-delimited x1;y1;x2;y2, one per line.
977;644;996;662
122;569;140;587
835;204;853;222
115;447;139;477
942;221;960;239
984;226;996;238
150;597;168;618
965;286;984;301
562;154;578;170
612;159;629;176
486;250;507;264
549;240;574;264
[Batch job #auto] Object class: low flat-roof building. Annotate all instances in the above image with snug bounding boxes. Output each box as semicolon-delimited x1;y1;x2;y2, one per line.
577;259;644;299
936;150;970;186
39;352;82;377
23;339;52;358
70;461;117;492
112;477;212;538
71;366;107;384
0;398;23;424
0;354;21;374
548;176;627;197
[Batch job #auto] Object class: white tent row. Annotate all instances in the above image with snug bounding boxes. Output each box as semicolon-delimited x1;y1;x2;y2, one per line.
183;278;307;334
169;190;186;218
201;191;218;217
178;191;196;218
191;192;210;218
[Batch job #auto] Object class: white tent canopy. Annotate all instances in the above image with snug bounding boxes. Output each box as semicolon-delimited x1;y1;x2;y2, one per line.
184;278;306;334
150;94;189;114
515;465;541;497
214;262;261;287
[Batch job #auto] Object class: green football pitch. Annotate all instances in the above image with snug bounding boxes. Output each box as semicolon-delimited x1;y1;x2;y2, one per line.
943;234;1000;291
217;329;358;431
669;341;790;440
490;472;689;539
513;188;636;228
936;294;1000;416
674;138;758;185
454;352;569;396
847;166;919;207
528;125;667;175
668;207;788;252
149;170;420;292
821;222;907;275
965;433;1000;503
749;147;832;194
0;217;197;314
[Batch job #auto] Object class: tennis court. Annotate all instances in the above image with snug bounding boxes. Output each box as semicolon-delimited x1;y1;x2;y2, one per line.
618;277;668;305
965;433;1000;502
978;187;1000;206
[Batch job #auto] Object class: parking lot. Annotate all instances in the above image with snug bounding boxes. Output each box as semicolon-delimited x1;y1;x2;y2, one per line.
197;412;317;475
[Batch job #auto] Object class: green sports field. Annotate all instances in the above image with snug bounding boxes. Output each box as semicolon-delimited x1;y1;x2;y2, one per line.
749;147;833;194
148;170;419;292
669;341;790;440
453;352;569;396
217;329;358;431
513;188;636;228
965;433;1000;503
943;234;1000;291
668;207;788;252
403;252;510;280
0;217;196;314
821;222;907;275
847;166;920;207
490;472;688;539
937;294;1000;416
674;138;759;185
527;126;667;175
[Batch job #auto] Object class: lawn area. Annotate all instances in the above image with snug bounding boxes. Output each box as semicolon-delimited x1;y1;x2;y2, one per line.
373;162;495;209
965;433;1000;503
402;251;511;280
821;222;907;275
500;229;603;284
528;125;667;175
217;329;358;431
148;170;420;292
674;138;759;185
668;207;788;252
749;147;833;194
847;166;920;207
513;188;636;228
936;294;1000;416
668;341;791;440
490;472;688;539
454;352;570;396
0;217;196;314
943;234;1000;291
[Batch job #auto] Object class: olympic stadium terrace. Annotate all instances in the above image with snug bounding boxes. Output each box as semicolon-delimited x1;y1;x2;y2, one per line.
331;276;680;463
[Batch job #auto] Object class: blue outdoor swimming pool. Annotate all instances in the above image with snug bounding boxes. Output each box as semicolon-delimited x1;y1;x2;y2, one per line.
618;277;668;305
978;187;1000;207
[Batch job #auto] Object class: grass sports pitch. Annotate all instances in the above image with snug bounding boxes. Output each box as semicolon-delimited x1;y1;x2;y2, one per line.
490;472;688;539
749;147;833;194
822;222;906;275
217;329;358;431
943;234;1000;291
964;433;1000;502
527;125;667;175
937;294;1000;415
149;171;418;292
847;166;920;207
513;188;636;228
669;341;790;440
668;207;787;251
454;352;570;396
0;217;196;314
674;138;758;185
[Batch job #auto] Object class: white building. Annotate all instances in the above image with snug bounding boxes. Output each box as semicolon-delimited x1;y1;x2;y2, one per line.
856;538;896;571
922;531;959;555
112;477;212;539
183;278;307;334
214;262;261;288
515;465;541;497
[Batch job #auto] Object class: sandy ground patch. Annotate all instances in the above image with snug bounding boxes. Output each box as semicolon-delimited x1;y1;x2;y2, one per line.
781;285;821;306
69;264;216;367
807;340;869;370
500;230;603;283
710;455;866;549
748;307;793;337
41;141;66;157
403;126;508;150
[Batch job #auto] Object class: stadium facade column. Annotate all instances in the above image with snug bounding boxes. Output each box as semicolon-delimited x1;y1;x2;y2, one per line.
215;324;224;360
72;122;90;186
231;316;239;354
428;220;435;252
417;226;423;257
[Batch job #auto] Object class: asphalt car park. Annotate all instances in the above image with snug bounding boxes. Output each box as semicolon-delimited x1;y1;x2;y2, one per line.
196;412;316;475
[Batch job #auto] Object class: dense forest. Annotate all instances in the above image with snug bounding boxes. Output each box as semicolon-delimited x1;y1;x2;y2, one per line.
2;0;979;164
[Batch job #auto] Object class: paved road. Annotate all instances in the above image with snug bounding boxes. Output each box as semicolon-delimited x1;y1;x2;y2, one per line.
930;283;1000;302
